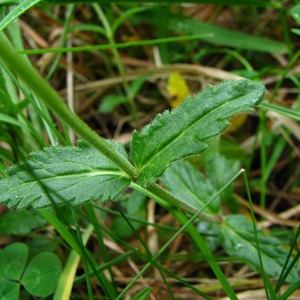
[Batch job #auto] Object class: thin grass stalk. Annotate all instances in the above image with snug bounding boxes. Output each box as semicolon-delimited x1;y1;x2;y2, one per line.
242;171;277;299
129;169;246;300
0;32;137;178
53;223;94;300
113;202;177;299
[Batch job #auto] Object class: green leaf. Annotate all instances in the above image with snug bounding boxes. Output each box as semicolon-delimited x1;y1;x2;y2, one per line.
112;7;148;34
131;287;153;300
0;140;131;209
99;94;129;113
167;15;287;54
127;190;146;217
22;252;62;297
27;238;59;257
110;217;135;239
133;9;286;53
111;191;146;238
289;4;300;25
202;151;240;212
259;101;300;122
220;215;300;283
202;152;240;191
0;0;42;31
0;113;24;127
0;242;28;281
131;80;264;187
159;160;220;214
196;221;221;252
291;28;300;35
128;74;151;100
0;210;46;235
0;279;20;300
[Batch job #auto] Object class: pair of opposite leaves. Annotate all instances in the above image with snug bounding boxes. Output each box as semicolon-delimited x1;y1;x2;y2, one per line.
0;79;265;209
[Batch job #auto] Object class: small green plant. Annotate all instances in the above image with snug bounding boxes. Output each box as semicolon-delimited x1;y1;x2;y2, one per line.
0;79;263;212
289;3;300;36
0;2;299;299
0;210;45;235
0;31;299;297
0;242;62;298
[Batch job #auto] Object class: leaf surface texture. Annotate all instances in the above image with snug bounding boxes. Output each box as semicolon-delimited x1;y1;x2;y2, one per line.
0;141;130;209
159;160;220;214
131;80;264;186
220;215;299;283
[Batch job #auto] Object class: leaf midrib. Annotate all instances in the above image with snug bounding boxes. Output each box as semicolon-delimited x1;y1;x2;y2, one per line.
223;222;283;268
8;170;129;191
138;93;247;174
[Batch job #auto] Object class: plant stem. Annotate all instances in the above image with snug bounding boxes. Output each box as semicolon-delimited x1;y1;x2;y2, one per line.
19;34;210;55
259;109;267;209
0;32;137;179
146;183;223;223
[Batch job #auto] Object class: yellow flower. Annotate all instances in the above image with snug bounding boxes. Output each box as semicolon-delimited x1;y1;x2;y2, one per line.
167;71;190;108
166;72;247;132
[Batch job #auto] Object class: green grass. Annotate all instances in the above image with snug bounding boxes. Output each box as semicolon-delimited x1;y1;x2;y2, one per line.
0;1;300;299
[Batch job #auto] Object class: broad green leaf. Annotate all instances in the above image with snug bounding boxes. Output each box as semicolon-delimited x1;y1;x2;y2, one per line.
0;210;45;235
220;215;299;283
289;4;300;25
159;160;220;214
111;191;146;238
27;238;59;257
0;140;131;209
202;151;240;191
0;279;20;300
0;242;28;281
202;151;240;212
131;80;265;187
22;252;62;297
196;221;221;252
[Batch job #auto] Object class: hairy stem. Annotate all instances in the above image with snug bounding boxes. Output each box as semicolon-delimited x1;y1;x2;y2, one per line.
145;183;223;223
0;32;136;179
